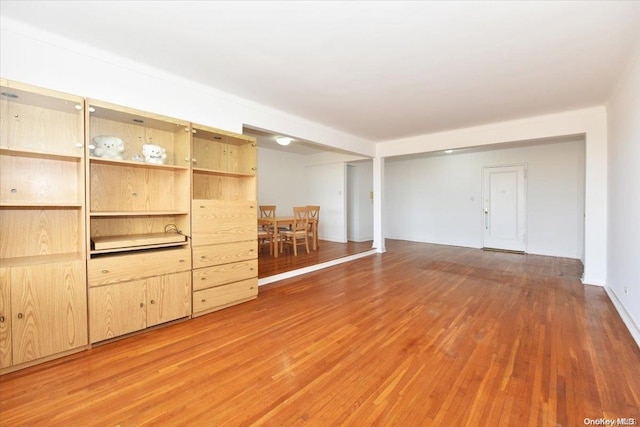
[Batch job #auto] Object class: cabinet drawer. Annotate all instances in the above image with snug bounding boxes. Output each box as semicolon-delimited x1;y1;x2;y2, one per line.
192;200;257;246
193;278;258;314
88;248;191;286
193;259;257;291
192;241;257;268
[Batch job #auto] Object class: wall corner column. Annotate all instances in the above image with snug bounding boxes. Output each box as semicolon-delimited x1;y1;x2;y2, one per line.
373;156;386;253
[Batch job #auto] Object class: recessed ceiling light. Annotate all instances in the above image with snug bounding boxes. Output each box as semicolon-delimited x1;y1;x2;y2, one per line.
275;136;293;146
444;149;454;154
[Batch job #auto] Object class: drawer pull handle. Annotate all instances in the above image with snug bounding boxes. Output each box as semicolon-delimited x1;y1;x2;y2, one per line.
201;277;206;280
10;188;17;194
140;303;144;308
0;316;5;323
150;300;156;305
101;269;109;273
179;259;185;263
17;313;23;319
201;256;206;259
201;299;206;303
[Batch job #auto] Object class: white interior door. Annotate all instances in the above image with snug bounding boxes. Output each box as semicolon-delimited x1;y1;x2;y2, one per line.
482;165;526;252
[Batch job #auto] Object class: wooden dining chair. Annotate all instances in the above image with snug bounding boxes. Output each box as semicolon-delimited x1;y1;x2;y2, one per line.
258;205;276;255
306;205;320;250
257;227;274;255
279;206;310;256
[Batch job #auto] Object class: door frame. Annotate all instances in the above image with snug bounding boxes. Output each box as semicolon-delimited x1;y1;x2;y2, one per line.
481;163;528;252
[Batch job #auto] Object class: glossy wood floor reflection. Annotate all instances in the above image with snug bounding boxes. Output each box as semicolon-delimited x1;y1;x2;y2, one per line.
1;240;639;426
258;239;373;278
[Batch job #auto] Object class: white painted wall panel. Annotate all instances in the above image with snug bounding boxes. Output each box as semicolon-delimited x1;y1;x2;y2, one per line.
306;164;347;243
385;139;585;259
607;53;640;344
257;147;307;216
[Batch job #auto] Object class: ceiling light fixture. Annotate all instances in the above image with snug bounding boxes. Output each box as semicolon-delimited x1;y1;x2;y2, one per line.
444;149;454;154
275;136;293;146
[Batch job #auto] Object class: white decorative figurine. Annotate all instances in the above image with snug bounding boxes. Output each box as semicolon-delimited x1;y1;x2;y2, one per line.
142;143;167;165
91;135;125;160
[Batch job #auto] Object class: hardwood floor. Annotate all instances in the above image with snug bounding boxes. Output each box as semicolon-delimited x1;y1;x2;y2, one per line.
258;239;374;278
1;240;639;426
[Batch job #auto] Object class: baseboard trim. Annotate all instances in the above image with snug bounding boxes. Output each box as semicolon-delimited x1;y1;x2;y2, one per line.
581;275;606;287
258;249;378;286
604;286;640;349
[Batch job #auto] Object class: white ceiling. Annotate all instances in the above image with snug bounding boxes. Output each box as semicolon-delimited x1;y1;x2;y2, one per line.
2;1;640;144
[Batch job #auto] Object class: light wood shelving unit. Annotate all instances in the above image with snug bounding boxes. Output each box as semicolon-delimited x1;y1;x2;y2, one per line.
1;78;263;371
0;79;88;373
191;124;258;317
86;100;192;343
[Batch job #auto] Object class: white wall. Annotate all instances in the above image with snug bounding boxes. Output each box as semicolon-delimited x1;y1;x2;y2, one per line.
377;107;607;285
384;139;585;258
607;53;640;345
257;147;307;216
347;162;374;242
306;163;347;243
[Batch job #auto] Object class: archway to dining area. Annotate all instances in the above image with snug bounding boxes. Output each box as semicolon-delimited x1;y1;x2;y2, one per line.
243;126;374;279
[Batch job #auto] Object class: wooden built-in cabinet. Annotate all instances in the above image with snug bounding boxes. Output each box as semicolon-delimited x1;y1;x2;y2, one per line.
86;100;192;343
0;79;88;372
191;125;258;317
0;79;261;370
89;271;191;343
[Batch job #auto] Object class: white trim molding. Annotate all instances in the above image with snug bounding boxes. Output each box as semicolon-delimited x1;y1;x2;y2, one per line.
258;250;378;287
605;286;640;349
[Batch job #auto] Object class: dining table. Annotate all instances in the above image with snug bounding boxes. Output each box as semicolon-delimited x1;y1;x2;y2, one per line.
258;215;318;257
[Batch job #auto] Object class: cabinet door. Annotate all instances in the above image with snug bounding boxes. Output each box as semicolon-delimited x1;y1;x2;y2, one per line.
0;267;11;369
147;272;191;327
231;142;256;175
11;261;88;365
89;280;146;343
1;81;84;156
206;139;227;171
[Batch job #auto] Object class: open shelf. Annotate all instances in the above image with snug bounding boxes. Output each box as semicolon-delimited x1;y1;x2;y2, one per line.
90;241;188;256
192;167;256;177
0;252;84;268
92;232;187;251
1;202;83;208
90;210;189;217
90;156;189;170
1;147;83;161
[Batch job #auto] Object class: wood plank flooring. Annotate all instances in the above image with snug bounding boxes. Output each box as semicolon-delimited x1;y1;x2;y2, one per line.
1;240;639;426
258;239;374;278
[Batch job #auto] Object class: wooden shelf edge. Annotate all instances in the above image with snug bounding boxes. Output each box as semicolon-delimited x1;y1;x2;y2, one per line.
1;147;83;161
1;202;82;208
92;232;187;251
90;210;188;217
90;241;189;256
192;167;255;177
90;156;189;170
1;253;85;268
